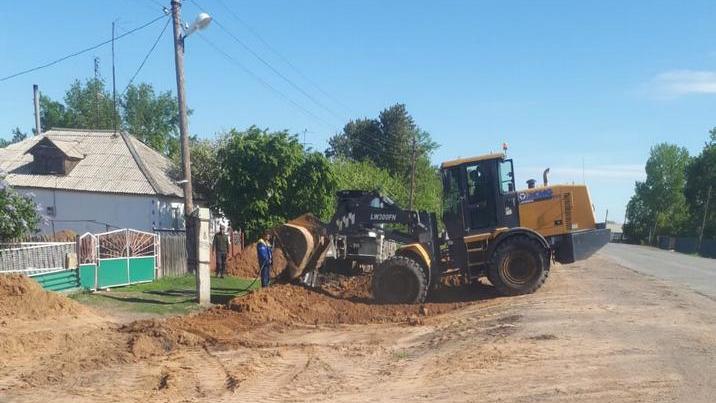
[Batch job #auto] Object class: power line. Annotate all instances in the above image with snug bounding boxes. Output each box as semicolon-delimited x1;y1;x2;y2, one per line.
0;14;169;82
212;0;356;117
196;33;339;132
123;17;172;94
188;0;347;124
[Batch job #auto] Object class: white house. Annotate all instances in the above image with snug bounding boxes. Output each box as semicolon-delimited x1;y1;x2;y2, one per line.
0;129;186;234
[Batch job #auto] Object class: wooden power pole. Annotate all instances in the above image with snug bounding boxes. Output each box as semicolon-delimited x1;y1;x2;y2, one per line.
171;0;196;272
408;134;417;211
698;185;712;251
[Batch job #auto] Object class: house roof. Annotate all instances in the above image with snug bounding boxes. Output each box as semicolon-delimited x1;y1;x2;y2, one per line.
0;129;183;197
25;135;86;159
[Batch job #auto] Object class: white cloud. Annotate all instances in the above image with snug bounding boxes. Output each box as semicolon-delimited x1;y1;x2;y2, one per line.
649;70;716;98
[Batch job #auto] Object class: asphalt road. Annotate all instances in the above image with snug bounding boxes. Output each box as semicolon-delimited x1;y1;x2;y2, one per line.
599;243;716;300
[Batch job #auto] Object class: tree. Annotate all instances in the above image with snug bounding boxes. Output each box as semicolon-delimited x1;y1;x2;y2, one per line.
623;183;653;243
326;104;438;178
623;143;691;243
122;83;181;158
215;127;336;241
684;129;716;238
0;175;40;241
331;157;442;219
0;127;27;148
188;137;221;209
62;78;118;130
39;78;182;158
332;159;409;204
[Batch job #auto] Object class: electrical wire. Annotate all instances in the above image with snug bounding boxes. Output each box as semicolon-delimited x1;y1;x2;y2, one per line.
196;33;339;132
122;17;172;94
212;0;357;117
0;14;169;82
188;0;347;124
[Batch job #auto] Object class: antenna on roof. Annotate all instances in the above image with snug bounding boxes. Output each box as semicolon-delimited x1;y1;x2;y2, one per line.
112;21;118;137
33;84;41;136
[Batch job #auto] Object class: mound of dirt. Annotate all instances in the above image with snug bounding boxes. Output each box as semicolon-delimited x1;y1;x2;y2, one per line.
120;319;205;358
226;283;466;326
226;244;288;279
0;274;89;320
227;213;324;279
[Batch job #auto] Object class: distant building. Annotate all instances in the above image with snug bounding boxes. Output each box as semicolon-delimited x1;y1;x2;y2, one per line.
0;129;186;234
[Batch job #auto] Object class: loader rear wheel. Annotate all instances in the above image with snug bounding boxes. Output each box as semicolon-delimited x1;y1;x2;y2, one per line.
487;235;550;296
372;256;428;304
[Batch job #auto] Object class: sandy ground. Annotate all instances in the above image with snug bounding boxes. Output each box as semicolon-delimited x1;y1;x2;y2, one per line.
2;255;715;402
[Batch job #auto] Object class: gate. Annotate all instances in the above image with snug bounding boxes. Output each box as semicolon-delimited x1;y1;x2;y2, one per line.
78;229;159;290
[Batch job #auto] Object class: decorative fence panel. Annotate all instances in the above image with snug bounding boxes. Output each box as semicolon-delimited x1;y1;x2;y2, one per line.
0;242;80;292
77;229;158;290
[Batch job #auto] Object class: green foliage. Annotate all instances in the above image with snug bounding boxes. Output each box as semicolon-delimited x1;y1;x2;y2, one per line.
0;175;40;241
332;159;409;203
332;157;442;218
624;143;691;243
122;83;181;159
39;78;182;158
326;104;441;216
327;103;438;178
188;137;221;209
0;127;27;148
61;78;119;130
684;128;716;238
215;127;336;242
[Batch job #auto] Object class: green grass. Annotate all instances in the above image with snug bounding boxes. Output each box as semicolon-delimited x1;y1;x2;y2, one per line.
70;275;260;317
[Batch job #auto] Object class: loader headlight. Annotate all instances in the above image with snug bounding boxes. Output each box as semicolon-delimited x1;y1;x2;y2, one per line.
368;231;377;238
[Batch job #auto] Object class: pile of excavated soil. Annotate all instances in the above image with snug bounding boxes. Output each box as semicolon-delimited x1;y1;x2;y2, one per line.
227;214;324;279
0;274;88;320
226;245;288;279
225;283;467;326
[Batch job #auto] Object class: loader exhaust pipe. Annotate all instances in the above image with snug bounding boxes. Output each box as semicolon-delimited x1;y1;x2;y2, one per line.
543;168;550;186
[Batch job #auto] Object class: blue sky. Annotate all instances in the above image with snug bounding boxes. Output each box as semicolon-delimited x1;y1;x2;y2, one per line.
1;0;715;223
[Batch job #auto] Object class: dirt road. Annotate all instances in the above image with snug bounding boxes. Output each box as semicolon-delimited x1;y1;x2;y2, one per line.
3;255;716;402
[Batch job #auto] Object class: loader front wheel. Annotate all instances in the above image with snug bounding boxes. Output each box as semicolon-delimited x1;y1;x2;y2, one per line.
487;235;550;296
372;256;428;304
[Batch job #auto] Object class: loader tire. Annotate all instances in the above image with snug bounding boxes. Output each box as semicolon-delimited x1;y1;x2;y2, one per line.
372;255;428;304
487;235;550;296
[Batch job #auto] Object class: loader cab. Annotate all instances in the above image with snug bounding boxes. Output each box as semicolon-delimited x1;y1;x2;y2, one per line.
440;153;519;241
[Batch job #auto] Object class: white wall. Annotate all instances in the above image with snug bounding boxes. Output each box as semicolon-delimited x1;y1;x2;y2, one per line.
17;187;185;235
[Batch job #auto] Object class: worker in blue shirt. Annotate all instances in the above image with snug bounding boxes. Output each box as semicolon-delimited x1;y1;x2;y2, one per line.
256;232;273;287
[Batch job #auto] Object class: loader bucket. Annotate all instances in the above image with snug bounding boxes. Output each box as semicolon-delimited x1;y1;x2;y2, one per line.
272;214;330;281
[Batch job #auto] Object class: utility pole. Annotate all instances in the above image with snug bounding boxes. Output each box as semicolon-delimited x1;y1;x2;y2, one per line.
698;185;712;252
408;134;417;211
171;0;196;272
111;21;118;134
33;84;41;136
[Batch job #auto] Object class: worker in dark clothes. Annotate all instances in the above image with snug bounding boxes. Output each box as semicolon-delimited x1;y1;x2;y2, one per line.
213;226;229;278
257;232;273;287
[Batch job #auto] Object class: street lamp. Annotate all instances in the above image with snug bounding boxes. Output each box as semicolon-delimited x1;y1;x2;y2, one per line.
170;0;211;304
184;12;212;37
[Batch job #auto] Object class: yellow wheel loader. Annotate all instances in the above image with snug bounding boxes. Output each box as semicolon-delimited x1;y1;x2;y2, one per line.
276;152;610;304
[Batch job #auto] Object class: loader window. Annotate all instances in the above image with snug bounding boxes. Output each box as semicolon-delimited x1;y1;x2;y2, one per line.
500;159;515;193
465;162;498;230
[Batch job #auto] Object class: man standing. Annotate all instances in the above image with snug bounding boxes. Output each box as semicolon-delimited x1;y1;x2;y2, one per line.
213;226;229;278
257;232;273;287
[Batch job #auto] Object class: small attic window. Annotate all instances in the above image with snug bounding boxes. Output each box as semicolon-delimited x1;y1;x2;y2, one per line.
25;137;84;175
